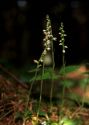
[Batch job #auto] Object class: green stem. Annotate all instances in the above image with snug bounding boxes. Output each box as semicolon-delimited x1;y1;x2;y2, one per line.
61;52;66;107
37;63;44;117
26;64;39;108
50;40;55;111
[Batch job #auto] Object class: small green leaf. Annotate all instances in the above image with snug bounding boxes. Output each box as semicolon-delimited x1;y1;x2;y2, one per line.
79;78;89;89
60;80;74;88
59;65;80;75
38;111;47;117
30;67;59;81
23;109;32;118
51;122;58;125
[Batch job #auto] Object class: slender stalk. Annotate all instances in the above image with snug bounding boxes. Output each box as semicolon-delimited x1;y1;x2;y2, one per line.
26;65;39;108
58;22;67;114
61;53;66;107
37;63;44;117
50;39;55;112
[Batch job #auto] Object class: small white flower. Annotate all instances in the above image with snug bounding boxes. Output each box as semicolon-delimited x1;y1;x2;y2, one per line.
62;49;65;53
40;59;43;62
43;30;46;32
44;43;47;47
33;60;39;64
47;31;51;35
49;34;53;38
59;40;62;43
64;45;68;48
62;38;64;41
47;47;51;50
59;43;62;45
41;121;47;125
64;34;67;36
43;38;46;42
53;37;57;41
47;40;51;44
43;50;47;55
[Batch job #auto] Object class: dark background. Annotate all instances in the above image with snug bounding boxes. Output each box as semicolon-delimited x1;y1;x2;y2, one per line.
0;0;89;68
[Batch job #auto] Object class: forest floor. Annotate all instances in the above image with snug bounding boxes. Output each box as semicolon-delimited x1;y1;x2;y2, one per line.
0;65;89;125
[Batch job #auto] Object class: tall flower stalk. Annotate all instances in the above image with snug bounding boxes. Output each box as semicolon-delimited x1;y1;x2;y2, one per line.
59;22;67;107
43;15;56;111
30;15;56;116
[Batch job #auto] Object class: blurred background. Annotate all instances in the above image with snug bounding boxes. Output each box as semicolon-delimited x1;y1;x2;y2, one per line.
0;0;89;68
